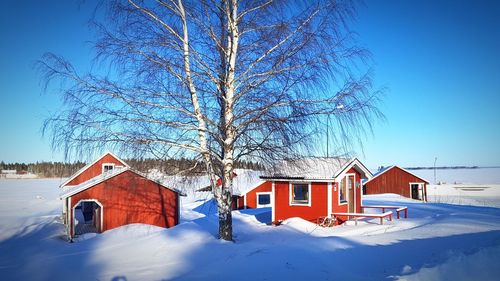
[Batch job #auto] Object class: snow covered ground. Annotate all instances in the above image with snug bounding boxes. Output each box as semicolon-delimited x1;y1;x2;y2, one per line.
411;167;500;185
427;184;500;208
1;179;499;281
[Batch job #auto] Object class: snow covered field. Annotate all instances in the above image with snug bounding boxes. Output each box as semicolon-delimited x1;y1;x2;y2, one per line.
1;179;500;281
411;167;500;185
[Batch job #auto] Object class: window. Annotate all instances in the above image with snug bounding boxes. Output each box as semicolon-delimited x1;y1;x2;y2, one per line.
258;194;271;205
102;163;115;173
339;177;347;203
290;183;310;205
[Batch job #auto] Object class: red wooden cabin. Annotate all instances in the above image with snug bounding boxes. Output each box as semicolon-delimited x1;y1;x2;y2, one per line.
261;158;373;224
60;152;184;240
363;166;428;201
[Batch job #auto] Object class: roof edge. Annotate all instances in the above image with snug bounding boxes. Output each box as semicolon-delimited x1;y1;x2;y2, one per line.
363;165;429;185
60;167;186;199
59;151;129;188
334;158;374;180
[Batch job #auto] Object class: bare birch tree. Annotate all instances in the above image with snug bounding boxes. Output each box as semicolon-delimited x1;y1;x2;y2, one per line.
38;0;383;241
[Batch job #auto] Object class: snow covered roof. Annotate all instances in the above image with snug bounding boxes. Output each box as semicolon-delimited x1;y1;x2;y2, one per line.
60;166;185;199
231;169;265;196
364;165;429;185
59;151;129;188
161;174;211;193
261;157;372;181
192;169;265;196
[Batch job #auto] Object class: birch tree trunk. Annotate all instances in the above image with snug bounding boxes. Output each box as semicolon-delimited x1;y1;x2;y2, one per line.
216;0;239;241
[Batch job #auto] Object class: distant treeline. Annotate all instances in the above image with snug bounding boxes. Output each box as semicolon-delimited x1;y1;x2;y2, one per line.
0;159;264;178
0;161;86;178
405;166;480;170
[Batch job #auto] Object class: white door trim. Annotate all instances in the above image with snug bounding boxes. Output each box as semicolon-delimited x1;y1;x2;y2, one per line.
409;182;424;200
72;199;104;238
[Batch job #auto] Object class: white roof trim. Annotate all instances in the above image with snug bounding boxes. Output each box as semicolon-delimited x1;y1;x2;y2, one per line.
261;157;373;181
363;165;429;186
333;158;373;180
59;151;129;188
60;167;185;199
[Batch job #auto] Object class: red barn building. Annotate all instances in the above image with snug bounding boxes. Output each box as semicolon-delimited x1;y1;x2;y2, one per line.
363;166;428;201
261;158;372;224
60;152;184;240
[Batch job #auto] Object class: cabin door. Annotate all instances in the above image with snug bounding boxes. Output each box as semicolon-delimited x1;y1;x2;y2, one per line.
410;183;423;200
347;175;355;213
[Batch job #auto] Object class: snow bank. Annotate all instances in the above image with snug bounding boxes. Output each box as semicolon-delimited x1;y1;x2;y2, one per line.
1;180;500;281
395;245;500;281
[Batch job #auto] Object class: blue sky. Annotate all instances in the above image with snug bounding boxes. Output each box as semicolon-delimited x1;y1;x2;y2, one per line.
0;0;499;169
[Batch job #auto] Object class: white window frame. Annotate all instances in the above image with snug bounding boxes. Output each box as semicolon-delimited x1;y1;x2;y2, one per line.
289;182;312;207
409;182;424;200
338;176;347;206
102;163;115;173
256;192;273;208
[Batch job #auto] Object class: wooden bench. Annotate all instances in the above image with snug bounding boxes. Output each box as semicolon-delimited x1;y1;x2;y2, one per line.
361;205;408;219
332;211;393;225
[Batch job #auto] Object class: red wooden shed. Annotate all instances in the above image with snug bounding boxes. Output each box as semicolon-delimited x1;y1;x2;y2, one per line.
363;166;428;201
261;158;373;224
60;152;184;240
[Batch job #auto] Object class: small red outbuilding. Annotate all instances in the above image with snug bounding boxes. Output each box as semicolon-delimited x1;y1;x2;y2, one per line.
363;166;428;201
60;152;184;240
262;158;373;224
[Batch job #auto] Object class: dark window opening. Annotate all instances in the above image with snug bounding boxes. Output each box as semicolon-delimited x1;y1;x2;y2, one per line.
258;194;271;205
292;184;309;204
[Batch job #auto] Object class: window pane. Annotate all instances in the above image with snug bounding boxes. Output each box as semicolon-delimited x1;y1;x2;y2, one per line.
258;194;270;205
293;184;309;203
340;178;346;202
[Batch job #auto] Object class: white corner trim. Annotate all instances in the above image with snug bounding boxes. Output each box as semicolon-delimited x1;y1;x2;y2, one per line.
327;182;332;217
289;182;312;207
67;197;72;239
271;182;275;222
177;193;180;224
